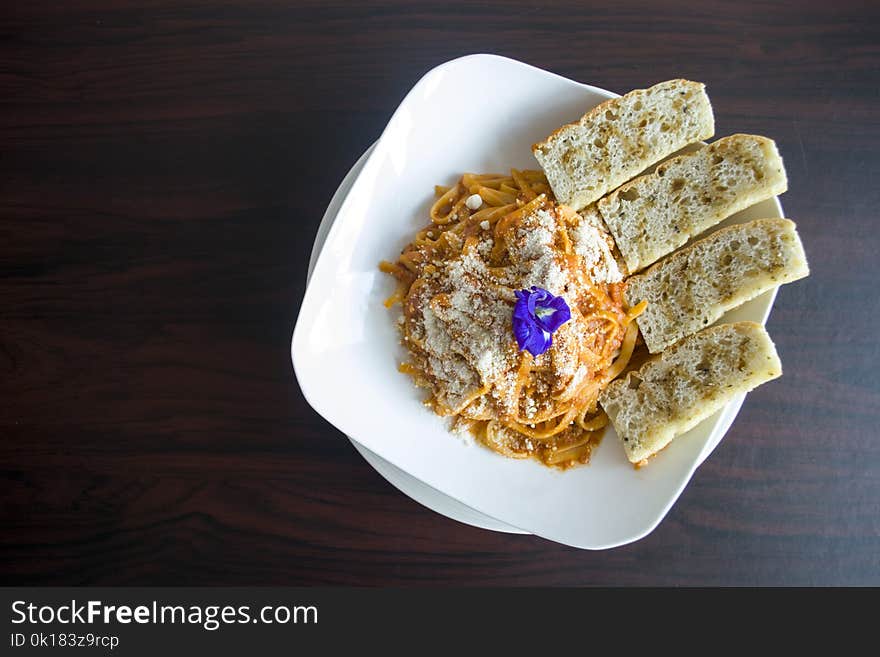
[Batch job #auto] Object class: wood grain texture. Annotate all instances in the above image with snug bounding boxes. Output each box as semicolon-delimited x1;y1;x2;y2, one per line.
1;0;878;586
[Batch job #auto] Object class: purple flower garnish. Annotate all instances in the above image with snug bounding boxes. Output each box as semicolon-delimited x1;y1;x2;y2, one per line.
512;286;571;357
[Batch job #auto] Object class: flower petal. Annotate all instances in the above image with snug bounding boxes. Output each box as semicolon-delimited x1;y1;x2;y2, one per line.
512;295;532;322
529;335;552;357
526;291;538;316
512;313;533;348
524;325;552;356
535;295;571;333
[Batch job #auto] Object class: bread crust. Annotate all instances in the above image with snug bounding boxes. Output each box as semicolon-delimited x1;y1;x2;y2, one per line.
598;134;789;273
532;79;714;210
599;322;782;463
626;218;809;353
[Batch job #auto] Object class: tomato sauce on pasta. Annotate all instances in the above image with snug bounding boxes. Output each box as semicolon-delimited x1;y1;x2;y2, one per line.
380;170;645;468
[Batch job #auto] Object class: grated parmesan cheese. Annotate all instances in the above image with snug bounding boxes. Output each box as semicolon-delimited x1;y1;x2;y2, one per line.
401;201;625;427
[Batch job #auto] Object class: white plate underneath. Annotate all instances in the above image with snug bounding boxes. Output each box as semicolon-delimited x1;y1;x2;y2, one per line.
308;143;526;534
306;143;746;537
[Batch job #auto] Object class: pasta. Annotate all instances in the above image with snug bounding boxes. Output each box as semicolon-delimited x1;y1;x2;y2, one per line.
380;170;645;468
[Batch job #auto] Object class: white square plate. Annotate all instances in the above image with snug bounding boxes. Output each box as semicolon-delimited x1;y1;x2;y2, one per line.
292;54;782;549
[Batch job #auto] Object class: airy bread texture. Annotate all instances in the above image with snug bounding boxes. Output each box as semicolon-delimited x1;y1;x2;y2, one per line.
626;218;809;354
599;322;781;464
597;133;788;273
532;79;714;211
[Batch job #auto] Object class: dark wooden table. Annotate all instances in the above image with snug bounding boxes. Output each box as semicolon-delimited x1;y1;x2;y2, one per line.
2;0;878;586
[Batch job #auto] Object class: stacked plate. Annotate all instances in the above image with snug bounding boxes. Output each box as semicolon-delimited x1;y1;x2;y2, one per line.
293;55;782;548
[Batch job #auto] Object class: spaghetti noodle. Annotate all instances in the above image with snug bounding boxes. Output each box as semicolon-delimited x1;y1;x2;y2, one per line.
380;170;645;468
